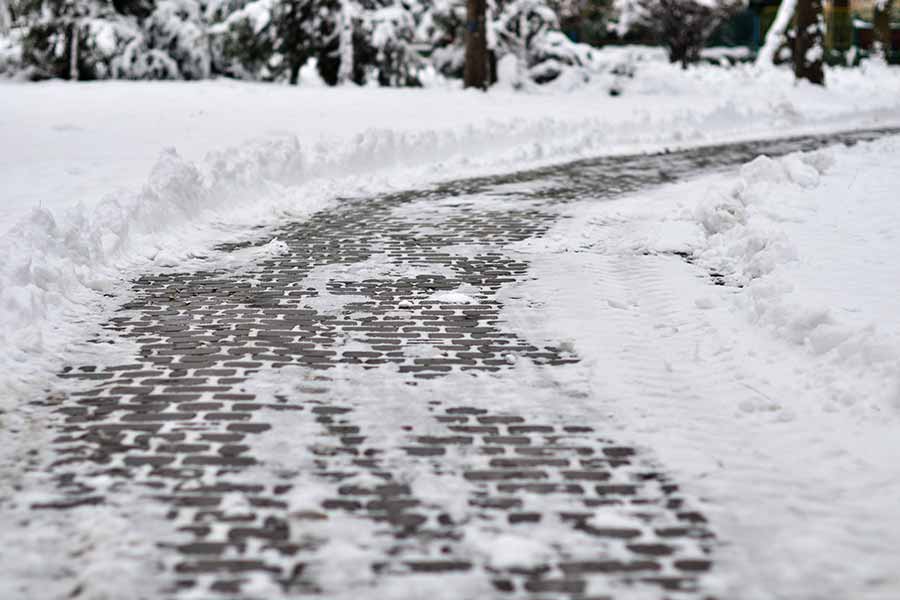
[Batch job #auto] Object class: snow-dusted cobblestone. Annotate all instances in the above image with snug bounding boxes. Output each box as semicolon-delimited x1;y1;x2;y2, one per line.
4;127;898;599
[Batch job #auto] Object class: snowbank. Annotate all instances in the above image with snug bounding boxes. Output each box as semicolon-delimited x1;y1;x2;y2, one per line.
2;56;900;404
505;134;900;598
619;135;900;414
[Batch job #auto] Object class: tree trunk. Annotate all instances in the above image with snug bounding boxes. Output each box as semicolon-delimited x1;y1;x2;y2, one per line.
337;0;354;85
464;0;488;90
69;21;79;81
486;0;498;85
0;0;12;35
794;0;825;85
874;0;894;60
668;43;686;67
516;7;527;87
289;62;300;85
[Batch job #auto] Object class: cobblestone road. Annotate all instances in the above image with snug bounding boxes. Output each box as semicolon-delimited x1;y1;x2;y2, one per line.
36;128;898;599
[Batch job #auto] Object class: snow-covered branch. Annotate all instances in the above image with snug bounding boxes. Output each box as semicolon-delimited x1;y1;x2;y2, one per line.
755;0;796;66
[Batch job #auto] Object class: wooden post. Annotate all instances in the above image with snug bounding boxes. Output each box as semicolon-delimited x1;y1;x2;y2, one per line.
464;0;488;89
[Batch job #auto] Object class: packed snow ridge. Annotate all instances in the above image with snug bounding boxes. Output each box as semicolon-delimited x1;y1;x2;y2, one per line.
523;134;900;416
692;143;900;412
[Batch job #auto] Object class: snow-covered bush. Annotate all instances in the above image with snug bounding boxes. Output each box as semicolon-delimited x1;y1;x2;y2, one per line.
314;0;426;87
411;0;464;78
211;0;342;84
111;26;181;78
528;28;595;83
88;15;176;79
20;0;157;80
494;0;600;86
208;0;276;79
101;0;211;81
494;0;559;80
270;0;339;84
142;0;210;79
0;28;24;76
205;0;252;23
615;0;746;68
5;0;600;86
210;0;428;86
315;2;374;85
367;4;423;86
18;0;209;79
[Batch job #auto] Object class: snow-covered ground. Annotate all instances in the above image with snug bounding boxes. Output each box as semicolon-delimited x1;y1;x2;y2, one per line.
3;56;900;407
504;134;900;599
2;60;900;594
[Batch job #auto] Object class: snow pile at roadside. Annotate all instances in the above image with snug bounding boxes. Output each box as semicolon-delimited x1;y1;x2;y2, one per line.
2;58;900;404
681;137;900;412
561;135;900;414
502;135;900;599
0;143;334;409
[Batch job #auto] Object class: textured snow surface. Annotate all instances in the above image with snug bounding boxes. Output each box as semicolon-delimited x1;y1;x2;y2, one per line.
505;135;900;599
1;52;900;506
2;116;899;599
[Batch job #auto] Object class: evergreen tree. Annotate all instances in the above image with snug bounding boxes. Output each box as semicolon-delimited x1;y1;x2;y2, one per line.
271;0;338;84
7;0;599;84
368;2;422;86
316;8;371;85
317;0;424;86
614;0;745;68
19;0;210;79
209;0;277;80
494;0;559;85
550;0;613;45
21;0;130;79
420;0;466;78
143;0;210;79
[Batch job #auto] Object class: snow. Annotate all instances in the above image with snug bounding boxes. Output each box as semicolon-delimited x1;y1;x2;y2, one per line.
219;0;275;35
195;363;715;599
3;55;900;413
503;135;900;599
3;87;900;595
0;56;900;600
755;0;798;67
429;291;479;305
0;396;174;600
